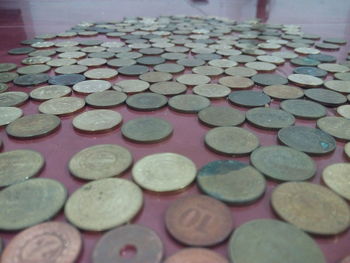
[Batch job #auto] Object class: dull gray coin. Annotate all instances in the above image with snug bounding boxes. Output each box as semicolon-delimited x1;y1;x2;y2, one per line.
169;94;210;113
317;116;350;141
246;107;295;129
280;99;327;119
198;106;245;127
85;90;127;108
0;92;29;107
149;81;187;95
304;88;347;106
126;92;168;111
0;107;23;126
229;91;271;107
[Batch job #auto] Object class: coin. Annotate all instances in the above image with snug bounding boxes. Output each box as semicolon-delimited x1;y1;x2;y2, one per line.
337;105;350;119
30;85;71;100
318;63;349;73
29;49;56;57
0;92;28;107
295;47;320;55
39;97;85;115
246;107;295;129
0;72;19;83
69;144;132;180
139;47;164;55
291;57;320;67
161;52;187;60
315;42;340;50
107;58;136;67
17;65;51;75
137;56;165;65
21;56;51;65
280;99;326;119
6;114;61;139
198;106;245;127
324;37;346;45
271;182;350;235
47;58;77;67
73;80;111;93
208;59;237;68
8;47;35;55
154;63;185;73
118;65;149;76
126;92;167;110
288;74;323;87
0;63;17;72
305;88;347;106
0;178;67;230
293;66;327;78
278;125;336;154
176;74;211;86
229;90;271;107
78;58;107;66
116;52;142;59
64;178;143;231
73;109;122;132
55;65;87;75
149;81;187;95
317;116;350;141
308;53;336;63
218;76;254;89
165;194;233;246
169;94;210;113
245;62;276;72
0;83;8;93
114;79;149;93
324;80;350;93
139;72;172;83
92;224;163;263
49;74;86;86
164;248;229;263
59;51;86;59
322;163;350;201
229;54;256;63
193;84;230;98
177;58;205;67
85;90;127;107
335;72;350;81
0;107;23;126
84;68;118;79
229;219;326;263
263;84;304;100
1;221;82;263
224;66;257;77
192;66;223;76
13;74;49;86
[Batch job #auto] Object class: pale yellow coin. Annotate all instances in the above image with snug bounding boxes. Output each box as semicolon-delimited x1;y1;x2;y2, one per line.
73;80;111;94
84;68;118;79
208;59;237;68
219;76;254;89
224;66;257;77
30;85;72;100
193;84;231;98
132;153;196;192
176;74;211;86
47;58;77;67
39;97;85;115
288;74;323;87
337;105;350;119
324;80;350;93
322;163;350;201
113;79;149;93
294;47;320;55
245;62;276;72
78;58;107;67
72;110;122;132
318;63;349;73
257;55;285;65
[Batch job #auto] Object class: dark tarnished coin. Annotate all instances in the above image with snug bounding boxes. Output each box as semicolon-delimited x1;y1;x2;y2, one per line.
93;224;163;263
229;90;271;107
304;88;347;106
0;63;17;72
137;56;165;66
8;47;35;55
0;72;19;83
271;182;350;235
280;99;327;119
0;178;67;230
1;221;82;263
198;106;245;127
6;114;61;139
73;80;111;94
176;58;205;67
291;57;320;67
229;219;326;263
0;83;8;93
149;81;187;95
205;127;259;155
85;90;127;108
317;116;350;141
154;63;185;73
165;194;233;246
263;85;304;100
318;63;349;73
139;72;172;83
169;94;210;113
164;248;229;263
121;117;173;143
126;92;167;111
246;107;295;129
21;56;51;65
30;85;71;100
251;73;288;86
13;74;50;86
0;92;29;107
288;74;323;87
39;97;85;115
72;110;122;132
308;53;336;63
251;145;316;181
69;144;132;180
293;66;327;78
197;160;266;204
323;163;350;201
0;107;23;126
278;125;336;154
118;65;149;76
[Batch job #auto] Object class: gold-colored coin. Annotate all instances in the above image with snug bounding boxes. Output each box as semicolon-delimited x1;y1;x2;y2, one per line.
113;79;149;93
337;105;350;119
263;85;304;100
322;163;350;201
84;68;118;79
318;63;349;73
219;76;254;89
0;107;23;126
324;80;350;93
245;62;276;72
132;153;196;192
30;85;71;100
73;80;111;94
288;74;323;87
193;84;231;98
39;97;85;115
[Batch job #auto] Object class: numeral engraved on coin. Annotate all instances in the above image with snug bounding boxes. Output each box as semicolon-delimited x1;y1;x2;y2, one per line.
179;208;212;233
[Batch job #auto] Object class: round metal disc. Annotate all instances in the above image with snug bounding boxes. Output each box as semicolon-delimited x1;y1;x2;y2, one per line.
322;163;350;201
317;116;350;141
324;80;350;93
198;106;245;127
229;91;271;107
263;85;304;100
73;80;111;94
0;107;23;126
251;73;288;86
246;107;295;129
304;88;347;106
49;74;86;86
114;79;149;93
139;71;172;83
280;99;327;119
218;76;254;89
193;84;231;98
154;63;185;73
126;92;167;111
118;65;149;76
72;110;122;132
288;74;323;87
192;66;224;76
169;94;210;113
293;66;327;78
39;97;85;115
30;85;72;101
0;92;28;107
14;74;49;86
224;66;257;77
149;81;187;95
165;248;228;263
176;74;211;86
85;90;127;108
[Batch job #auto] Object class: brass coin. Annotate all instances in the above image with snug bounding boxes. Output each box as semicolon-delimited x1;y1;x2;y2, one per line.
322;163;350;201
288;74;323;87
55;65;88;75
84;68;118;79
271;182;350;235
229;219;326;263
47;58;77;67
6;114;61;139
251;73;288;86
280;99;327;119
0;92;28;107
251;145;316;181
169;94;211;113
17;65;51;75
198;106;245;127
305;88;347;106
317;116;350;141
205;127;259;155
73;80;111;94
72;109;122;132
69;144;132;180
318;63;349;73
197;160;266;204
126;92;167;111
78;58;107;67
176;74;211;86
39;97;85;115
85;90;127;108
21;56;51;65
149;81;187;95
246;107;295;129
30;85;71;100
132;153;196;192
121;117;173;143
0;178;67;230
192;66;224;76
13;74;49;86
139;72;172;83
113;79;149;93
118;65;149;76
64;178;143;231
193;84;231;98
324;80;350;93
0;83;8;93
0;72;19;83
245;62;276;72
263;85;304;100
0;63;17;72
0;149;44;187
337;105;350;119
218;76;254;89
165;248;229;263
335;72;350;81
224;66;257;77
229;90;271;107
154;63;185;73
0;107;23;126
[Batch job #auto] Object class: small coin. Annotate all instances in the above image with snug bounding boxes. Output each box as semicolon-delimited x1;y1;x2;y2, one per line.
271;182;350;235
317;116;350;141
73;80;111;94
64;178;143;231
1;221;82;263
324;37;347;45
154;63;185;73
6;114;61;139
294;47;320;55
8;47;35;55
29;49;56;57
39;97;85;115
69;144;132;180
0;178;67;230
116;52;142;59
17;65;50;75
30;85;71;101
0;107;23;126
55;65;88;75
169;94;210;113
118;65;149;76
161;52;187;60
85;90;127;108
293;66;327;78
176;74;211;86
78;58;107;67
21;56;51;65
0;83;8;93
176;58;205;67
324;80;350;93
291;57;320;67
280;99;326;119
246;107;295;129
0;63;17;72
165;194;233;246
93;224;163;263
308;53;336;63
132;153;196;192
149;81;187;95
113;79;149;93
305;88;347;106
318;63;349;73
0;92;28;107
164;248;229;263
192;66;224;76
122;117;172;143
84;68;118;79
198;106;245;127
0;72;19;83
228;219;326;263
47;58;77;67
218;76;254;89
287;74;323;87
73;109;122;132
13;73;49;86
224;66;257;77
315;42;340;50
278;125;336;154
139;72;172;83
322;163;350;201
193;84;231;98
229;90;271;107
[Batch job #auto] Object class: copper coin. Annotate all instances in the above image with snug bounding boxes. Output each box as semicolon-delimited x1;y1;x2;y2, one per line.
126;92;167;111
322;163;350;201
193;84;231;98
93;224;163;263
165;195;233;246
169;94;210;113
30;85;72;101
0;92;29;107
85;90;127;108
1;221;81;263
246;107;295;129
317;116;350;141
164;248;228;263
198;106;245;127
280;99;327;119
263;85;304;100
271;182;350;235
218;76;254;89
39;97;85;115
149;81;187;95
305;88;347;106
229;91;271;107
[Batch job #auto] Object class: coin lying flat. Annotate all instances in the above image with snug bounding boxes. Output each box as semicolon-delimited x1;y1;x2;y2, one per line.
0;63;17;72
8;47;35;55
293;66;327;78
263;84;304;100
126;92;167;111
118;65;149;76
291;57;320;67
324;80;350;93
149;81;187;95
169;94;210;113
192;65;224;76
132;153;196;192
39;97;85;115
139;71;172;83
0;107;23;126
14;74;49;86
280;99;326;119
245;61;276;72
176;74;211;86
304;88;347;106
317;116;350;140
246;107;295;129
30;85;72;100
84;68;118;79
69;144;132;180
73;80;111;94
0;178;67;230
193;84;231;98
64;178;143;231
288;74;323;87
22;56;51;65
271;182;350;235
0;83;8;93
113;79;149;93
6;114;61;139
322;163;350;201
47;58;77;67
17;65;51;75
154;63;185;73
308;53;336;63
164;248;229;263
0;72;18;83
55;65;88;75
229;91;271;107
251;73;288;86
93;224;163;263
337;105;350;119
335;72;350;81
85;90;127;108
121;117;173;143
1;222;82;263
198;106;245;127
224;66;257;77
73;110;122;132
218;76;254;89
318;63;349;73
0;92;29;107
229;219;326;263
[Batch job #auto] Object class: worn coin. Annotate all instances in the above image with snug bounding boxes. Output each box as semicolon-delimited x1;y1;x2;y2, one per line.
246;107;295;129
169;94;210;113
308;53;336;63
0;107;23;126
322;163;350;201
317;116;350;140
161;52;187;60
224;66;257;77
251;73;288;86
58;51;86;59
154;63;185;73
229;90;271;107
55;65;88;75
85;90;127;108
116;52;142;59
305;88;347;106
318;63;349;73
324;80;350;93
198;106;245;127
139;72;172;83
30;85;71;100
78;58;107;67
263;84;304;100
229;55;256;63
107;58;136;67
291;57;320;67
288;74;323;87
245;62;276;72
335;72;350;81
13;74;49;86
73;80;111;93
164;248;229;263
84;68;118;79
315;42;340;50
193;84;231;98
126;92;167;111
17;65;51;75
0;92;28;107
176;74;211;86
8;47;35;55
149;81;186;95
21;56;51;65
192;66;223;76
293;67;327;78
208;59;237;68
29;49;56;57
337;105;350;119
0;83;8;93
177;58;205;67
0;72;19;83
218;76;254;89
47;58;77;67
137;56;165;66
113;79;149;93
39;97;85;115
73;110;122;132
64;178;143;231
0;63;17;72
280;99;326;119
118;65;149;76
49;74;86;86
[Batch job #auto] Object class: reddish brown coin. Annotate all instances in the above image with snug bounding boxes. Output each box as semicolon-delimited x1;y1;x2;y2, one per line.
92;224;163;263
165;195;233;246
164;248;229;263
1;221;82;263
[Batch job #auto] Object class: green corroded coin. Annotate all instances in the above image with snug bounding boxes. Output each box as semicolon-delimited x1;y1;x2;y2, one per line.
246;107;295;129
291;57;320;67
198;106;245;127
317;116;350;141
280;99;327;119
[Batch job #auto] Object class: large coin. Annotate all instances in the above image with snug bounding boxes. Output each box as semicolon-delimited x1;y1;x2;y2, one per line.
55;65;88;75
322;163;350;201
169;94;210;113
229;90;271;107
0;178;67;230
85;90;127;108
64;178;143;231
0;63;17;72
132;153;196;192
246;107;295;129
165;248;229;263
30;85;72;100
0;107;23;125
154;63;185;73
280;99;326;119
39;97;85;115
224;66;257;77
198;106;245;127
317;116;350;140
69;144;132;180
288;74;323;87
324;80;350;93
126;92;167;111
192;65;224;76
73;80;111;94
0;92;28;107
304;88;347;106
271;182;350;235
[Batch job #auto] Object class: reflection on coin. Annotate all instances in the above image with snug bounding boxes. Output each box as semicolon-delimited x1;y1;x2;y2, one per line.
126;92;167;111
39;97;85;115
84;68;118;79
193;84;231;98
21;56;51;65
322;163;350;201
0;92;28;107
132;153;196;192
176;74;211;86
30;85;71;100
0;72;19;83
251;146;316;181
271;182;350;235
0;63;17;72
317;116;350;141
118;65;149;76
229;90;271;107
280;99;326;119
198;106;245;127
192;66;224;76
229;219;326;263
263;85;304;100
85;90;127;108
288;74;323;87
229;55;256;63
64;178;143;231
149;81;187;95
304;88;347;106
251;73;288;86
165;195;233;246
324;80;350;93
55;65;88;75
165;248;229;263
0;107;23;126
113;79;149;93
0;178;67;230
1;221;82;263
72;110;122;132
73;80;111;94
224;66;257;77
257;55;285;65
169;94;210;113
246;107;295;129
139;71;172;83
69;144;132;180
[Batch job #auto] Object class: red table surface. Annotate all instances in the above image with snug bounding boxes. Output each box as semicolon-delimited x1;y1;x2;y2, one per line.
0;0;350;262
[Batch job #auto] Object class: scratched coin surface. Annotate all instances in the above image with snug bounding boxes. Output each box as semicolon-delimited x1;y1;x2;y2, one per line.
1;221;82;263
73;80;111;94
169;94;210;113
280;99;327;119
64;178;143;231
132;153;196;192
317;116;350;141
322;163;350;201
164;248;229;263
271;182;350;235
72;110;122;132
246;107;295;129
0;107;23;126
30;85;72;100
198;106;245;127
39;97;85;115
85;90;127;108
69;144;132;180
165;194;233;246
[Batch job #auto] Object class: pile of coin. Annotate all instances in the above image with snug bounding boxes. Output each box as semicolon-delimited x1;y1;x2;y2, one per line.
0;15;350;263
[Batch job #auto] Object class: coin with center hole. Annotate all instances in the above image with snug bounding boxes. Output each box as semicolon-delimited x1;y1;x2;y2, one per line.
169;94;210;113
72;110;122;132
30;85;72;100
304;88;347;106
280;99;327;119
85;90;127;108
39;97;85;115
49;74;86;86
246;107;295;129
126;92;167;111
149;81;187;95
317;116;350;141
229;90;271;107
0;92;28;107
322;163;350;201
73;80;111;94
